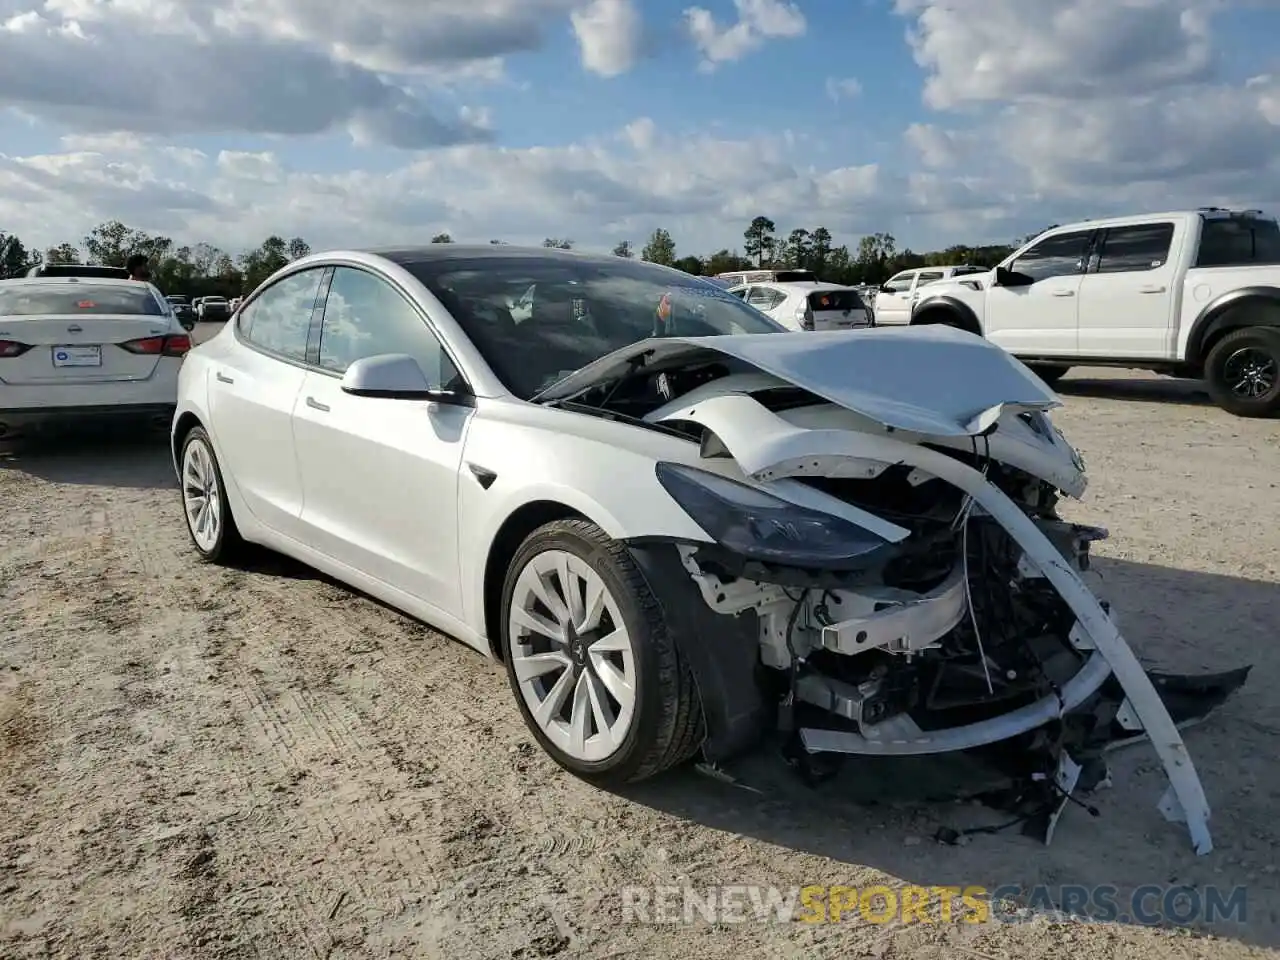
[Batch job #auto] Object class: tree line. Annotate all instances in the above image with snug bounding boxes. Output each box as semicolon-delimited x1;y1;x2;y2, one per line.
1;215;1034;296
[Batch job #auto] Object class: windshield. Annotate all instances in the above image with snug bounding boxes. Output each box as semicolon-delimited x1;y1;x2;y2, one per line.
403;254;785;399
0;283;165;317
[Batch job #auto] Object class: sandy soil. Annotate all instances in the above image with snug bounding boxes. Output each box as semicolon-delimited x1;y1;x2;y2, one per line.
2;352;1279;959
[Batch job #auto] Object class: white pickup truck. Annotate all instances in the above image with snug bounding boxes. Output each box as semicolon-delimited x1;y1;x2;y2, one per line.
885;208;1280;417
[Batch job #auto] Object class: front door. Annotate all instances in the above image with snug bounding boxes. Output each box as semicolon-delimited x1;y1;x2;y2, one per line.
291;265;471;617
984;229;1094;356
873;271;916;325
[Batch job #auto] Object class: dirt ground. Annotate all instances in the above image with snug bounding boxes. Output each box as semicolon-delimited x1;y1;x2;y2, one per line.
3;348;1279;959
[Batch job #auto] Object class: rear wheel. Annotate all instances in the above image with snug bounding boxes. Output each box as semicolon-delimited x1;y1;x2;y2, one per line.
1205;327;1280;417
1027;363;1071;387
180;426;247;564
500;519;703;784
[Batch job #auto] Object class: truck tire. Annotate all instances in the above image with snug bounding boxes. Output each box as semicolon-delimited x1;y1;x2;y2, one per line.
1027;364;1070;387
1204;327;1280;417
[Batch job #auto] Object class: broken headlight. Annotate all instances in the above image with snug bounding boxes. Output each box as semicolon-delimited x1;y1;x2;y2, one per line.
655;462;889;569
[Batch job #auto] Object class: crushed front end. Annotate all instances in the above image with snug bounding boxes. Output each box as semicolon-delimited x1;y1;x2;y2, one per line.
640;394;1248;855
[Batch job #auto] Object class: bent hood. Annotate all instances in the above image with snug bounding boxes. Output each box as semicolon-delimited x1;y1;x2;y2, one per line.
532;326;1058;438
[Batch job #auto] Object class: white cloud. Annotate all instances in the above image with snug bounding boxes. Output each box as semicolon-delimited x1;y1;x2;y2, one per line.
571;0;643;77
825;77;862;102
684;0;806;70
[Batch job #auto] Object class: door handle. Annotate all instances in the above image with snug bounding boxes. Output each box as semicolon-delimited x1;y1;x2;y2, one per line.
305;396;330;412
1139;285;1166;294
215;372;234;384
1051;290;1075;297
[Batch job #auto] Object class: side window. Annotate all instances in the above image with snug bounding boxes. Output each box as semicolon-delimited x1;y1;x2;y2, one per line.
916;271;945;287
882;273;914;293
745;286;774;307
1010;231;1093;282
765;289;788;309
1094;223;1175;273
318;267;457;387
238;268;325;361
729;287;747;299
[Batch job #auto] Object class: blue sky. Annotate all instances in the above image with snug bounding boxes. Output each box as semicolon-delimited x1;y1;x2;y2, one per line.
1;0;1279;258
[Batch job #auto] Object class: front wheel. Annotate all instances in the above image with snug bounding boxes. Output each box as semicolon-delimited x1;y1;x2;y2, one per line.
1027;363;1071;387
499;519;703;784
1205;327;1280;417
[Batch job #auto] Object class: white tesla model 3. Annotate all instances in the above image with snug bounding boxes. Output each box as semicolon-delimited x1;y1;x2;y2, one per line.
171;245;1242;854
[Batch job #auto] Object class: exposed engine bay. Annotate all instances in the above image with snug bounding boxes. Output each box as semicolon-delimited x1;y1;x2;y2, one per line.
542;338;1251;854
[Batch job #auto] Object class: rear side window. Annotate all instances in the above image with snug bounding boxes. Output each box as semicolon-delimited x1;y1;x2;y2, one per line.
238;268;326;361
808;289;864;311
1196;216;1280;267
1093;223;1175;273
0;283;164;316
916;271;945;286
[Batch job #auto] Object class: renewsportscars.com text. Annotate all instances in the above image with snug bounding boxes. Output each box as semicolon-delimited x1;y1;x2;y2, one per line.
619;884;1248;927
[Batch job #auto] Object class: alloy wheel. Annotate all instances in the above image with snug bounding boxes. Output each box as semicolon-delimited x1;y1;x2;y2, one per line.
182;438;222;553
1223;346;1278;399
508;549;637;763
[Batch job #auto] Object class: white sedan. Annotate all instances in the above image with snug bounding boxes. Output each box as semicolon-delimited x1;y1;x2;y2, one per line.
171;246;1238;853
727;280;871;331
0;276;190;439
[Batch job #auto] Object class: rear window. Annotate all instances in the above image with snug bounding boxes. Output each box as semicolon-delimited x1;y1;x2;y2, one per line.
0;283;166;317
26;264;130;279
774;270;818;282
808;289;864;312
1196;216;1280;267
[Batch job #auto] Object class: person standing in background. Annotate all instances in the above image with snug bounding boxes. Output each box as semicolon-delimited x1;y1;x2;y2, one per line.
126;254;151;282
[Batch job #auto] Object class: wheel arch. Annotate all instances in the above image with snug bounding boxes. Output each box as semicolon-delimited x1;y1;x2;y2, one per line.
481;499;591;660
1186;286;1280;365
910;296;983;335
171;410;204;476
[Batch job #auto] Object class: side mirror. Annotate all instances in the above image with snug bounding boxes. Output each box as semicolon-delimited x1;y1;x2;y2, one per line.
340;354;474;405
994;266;1032;288
880;284;894;294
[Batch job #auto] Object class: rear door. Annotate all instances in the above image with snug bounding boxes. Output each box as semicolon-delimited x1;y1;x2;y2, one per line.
1075;220;1180;358
0;282;178;387
206;266;328;538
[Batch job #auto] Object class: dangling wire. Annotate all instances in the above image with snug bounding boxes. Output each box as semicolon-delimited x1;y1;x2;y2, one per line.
960;434;995;695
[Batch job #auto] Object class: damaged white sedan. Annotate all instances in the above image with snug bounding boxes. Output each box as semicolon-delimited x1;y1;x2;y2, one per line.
172;246;1248;855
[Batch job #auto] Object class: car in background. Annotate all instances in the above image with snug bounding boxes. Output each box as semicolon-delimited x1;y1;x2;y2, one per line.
197;296;230;322
166;295;197;331
0;277;191;439
728;280;870;331
870;265;986;326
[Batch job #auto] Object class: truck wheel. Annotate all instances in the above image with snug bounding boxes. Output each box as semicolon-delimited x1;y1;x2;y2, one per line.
1205;327;1280;417
1027;364;1070;387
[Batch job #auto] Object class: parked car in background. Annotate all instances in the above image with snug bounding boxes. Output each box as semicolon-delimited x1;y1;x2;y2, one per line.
869;265;986;326
0;276;190;438
197;296;230;322
728;280;870;330
909;208;1280;416
166;295;196;331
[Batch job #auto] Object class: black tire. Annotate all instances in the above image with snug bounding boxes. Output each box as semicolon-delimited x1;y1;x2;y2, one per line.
911;309;978;335
499;518;704;785
1027;363;1071;387
178;425;248;564
1204;327;1280;417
